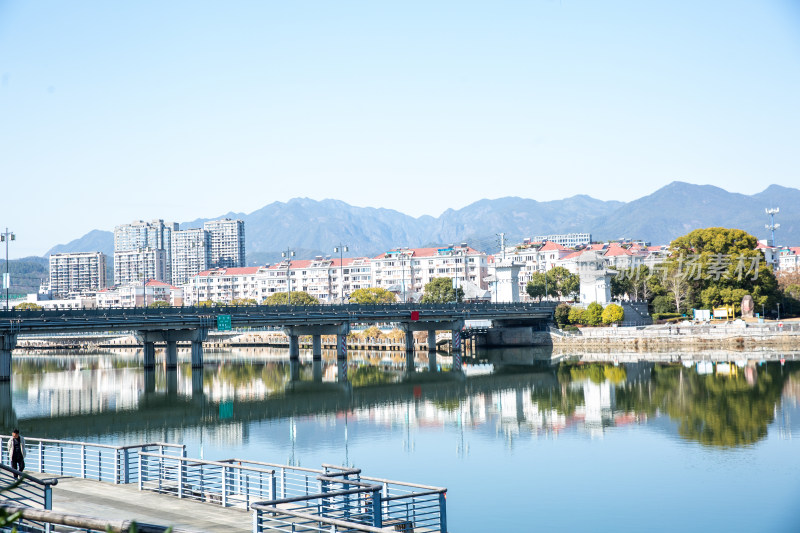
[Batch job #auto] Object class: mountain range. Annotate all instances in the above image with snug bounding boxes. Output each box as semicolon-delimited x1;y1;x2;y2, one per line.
47;182;799;266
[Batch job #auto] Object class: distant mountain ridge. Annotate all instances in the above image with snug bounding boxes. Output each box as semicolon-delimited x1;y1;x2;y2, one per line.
46;182;799;265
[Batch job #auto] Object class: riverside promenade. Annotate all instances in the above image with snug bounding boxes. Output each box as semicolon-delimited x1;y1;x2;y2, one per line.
0;435;448;533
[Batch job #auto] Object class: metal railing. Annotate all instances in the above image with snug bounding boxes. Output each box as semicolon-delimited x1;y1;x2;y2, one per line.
0;436;185;485
0;464;55;511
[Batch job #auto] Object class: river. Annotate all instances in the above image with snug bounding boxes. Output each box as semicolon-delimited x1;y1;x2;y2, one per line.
3;347;799;532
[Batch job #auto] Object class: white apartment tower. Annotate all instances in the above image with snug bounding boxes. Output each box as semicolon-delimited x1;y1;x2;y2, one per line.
204;219;246;268
49;252;107;297
171;228;211;286
113;220;178;284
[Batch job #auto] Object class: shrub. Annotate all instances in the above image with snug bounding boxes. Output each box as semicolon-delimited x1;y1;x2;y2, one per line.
554;303;571;328
651;295;675;314
585;302;604;326
568;307;587;325
601;303;625;325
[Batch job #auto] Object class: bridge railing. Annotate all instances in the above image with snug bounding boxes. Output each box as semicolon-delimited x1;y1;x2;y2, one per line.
0;464;57;532
0;436;185;485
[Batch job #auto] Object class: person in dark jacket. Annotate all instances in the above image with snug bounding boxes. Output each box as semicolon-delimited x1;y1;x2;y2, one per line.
7;429;25;478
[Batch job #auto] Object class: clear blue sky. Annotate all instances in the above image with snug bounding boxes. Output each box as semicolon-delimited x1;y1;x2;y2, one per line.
1;0;799;257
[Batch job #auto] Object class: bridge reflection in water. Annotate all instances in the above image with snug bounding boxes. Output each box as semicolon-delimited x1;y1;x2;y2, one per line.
2;347;799;451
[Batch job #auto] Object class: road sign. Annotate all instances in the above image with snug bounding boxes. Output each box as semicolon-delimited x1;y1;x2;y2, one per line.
217;314;232;331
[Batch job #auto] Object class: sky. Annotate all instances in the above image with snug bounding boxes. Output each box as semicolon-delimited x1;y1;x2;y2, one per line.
1;0;799;258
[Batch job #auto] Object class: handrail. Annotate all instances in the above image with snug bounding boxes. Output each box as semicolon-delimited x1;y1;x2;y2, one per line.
139;452;275;474
0;502;195;533
0;464;58;487
218;458;324;474
251;504;392;533
0;435;184;452
359;475;446;492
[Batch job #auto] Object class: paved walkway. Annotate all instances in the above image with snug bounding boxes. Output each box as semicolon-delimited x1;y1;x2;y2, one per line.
37;473;252;532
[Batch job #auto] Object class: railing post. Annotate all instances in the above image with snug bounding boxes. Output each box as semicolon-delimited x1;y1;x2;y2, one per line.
44;485;52;510
177;457;183;499
39;441;43;473
371;488;382;528
123;449;130;484
138;453;143;491
59;448;63;476
270;471;277;501
115;449;120;484
438;492;447;533
252;509;263;533
222;466;228;507
81;445;86;479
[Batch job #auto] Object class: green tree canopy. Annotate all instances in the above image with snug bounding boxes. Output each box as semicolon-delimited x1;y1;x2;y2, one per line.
525;272;556;300
568;306;587;325
421;277;464;303
147;300;171;308
14;302;42;310
264;291;319;305
548;266;580;299
666;227;779;312
231;298;258;306
349;287;396;304
196;300;214;307
554;303;571;328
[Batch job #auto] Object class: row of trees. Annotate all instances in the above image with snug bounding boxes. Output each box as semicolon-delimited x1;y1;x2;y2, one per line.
525;266;579;300
554;302;625;327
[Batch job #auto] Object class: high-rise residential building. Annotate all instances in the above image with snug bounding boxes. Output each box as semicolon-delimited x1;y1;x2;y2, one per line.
113;220;178;284
203;219;245;268
48;252;107;298
171;228;211;286
113;248;168;286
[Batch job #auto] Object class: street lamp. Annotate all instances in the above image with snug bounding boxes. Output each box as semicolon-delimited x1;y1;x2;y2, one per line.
282;248;295;304
1;228;15;310
334;244;348;303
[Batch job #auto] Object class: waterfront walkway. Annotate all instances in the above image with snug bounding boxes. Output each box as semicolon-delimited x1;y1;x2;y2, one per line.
37;473;251;532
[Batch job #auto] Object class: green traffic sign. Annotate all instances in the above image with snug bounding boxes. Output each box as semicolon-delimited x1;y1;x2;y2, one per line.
217;314;232;331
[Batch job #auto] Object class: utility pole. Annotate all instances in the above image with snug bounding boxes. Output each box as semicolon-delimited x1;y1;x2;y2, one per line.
282;248;295;304
334;244;348;302
1;228;15;310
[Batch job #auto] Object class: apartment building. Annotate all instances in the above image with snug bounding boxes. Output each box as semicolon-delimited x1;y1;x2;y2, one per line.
778;247;800;272
114;220;178;284
48;251;107;298
171;228;211;286
113;248;168;286
371;245;489;298
262;257;373;303
96;280;183;308
530;233;592;248
204;219;246;268
184;266;264;305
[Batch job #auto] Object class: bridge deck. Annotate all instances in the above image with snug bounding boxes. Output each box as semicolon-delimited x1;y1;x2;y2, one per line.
34;472;251;532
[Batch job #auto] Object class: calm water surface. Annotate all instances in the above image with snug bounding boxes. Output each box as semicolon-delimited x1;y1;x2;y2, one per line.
3;347;799;532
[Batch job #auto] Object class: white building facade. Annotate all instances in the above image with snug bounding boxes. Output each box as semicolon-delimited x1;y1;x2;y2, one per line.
114;220;178;284
171;228;211;286
204;219;246;269
48;251;107;298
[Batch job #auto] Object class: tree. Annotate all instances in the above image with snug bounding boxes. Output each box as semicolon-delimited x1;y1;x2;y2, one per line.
548;266;579;299
421;277;464;303
601;303;625;324
349;287;396;304
231;298;257;306
585;302;604;326
526;272;557;300
651;295;676;314
14;302;42;310
666;227;779;312
196;300;214;307
147;300;171;308
264;291;319;305
663;266;690;314
554;303;571;328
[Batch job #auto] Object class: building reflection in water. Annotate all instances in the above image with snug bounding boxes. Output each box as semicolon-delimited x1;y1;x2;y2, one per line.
2;350;800;450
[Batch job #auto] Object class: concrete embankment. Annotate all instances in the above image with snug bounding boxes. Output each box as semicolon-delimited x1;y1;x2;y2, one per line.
547;322;800;352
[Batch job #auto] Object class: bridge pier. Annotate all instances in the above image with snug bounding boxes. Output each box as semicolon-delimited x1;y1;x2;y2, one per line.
166;369;178;395
337;333;348;382
192;368;204;397
290;359;301;381
451;328;462;373
0;334;17;382
143;342;156;370
0;381;14;428
191;340;203;368
288;335;300;361
165;341;178;369
144;369;155;393
312;359;323;382
312;335;322;362
404;329;415;373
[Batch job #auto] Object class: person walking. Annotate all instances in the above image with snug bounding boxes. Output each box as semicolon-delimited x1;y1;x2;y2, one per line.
7;428;25;478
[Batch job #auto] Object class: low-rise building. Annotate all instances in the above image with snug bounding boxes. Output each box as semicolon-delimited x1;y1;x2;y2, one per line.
96;280;183;308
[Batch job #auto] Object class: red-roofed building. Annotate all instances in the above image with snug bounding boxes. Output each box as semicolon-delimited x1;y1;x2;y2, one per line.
778;246;800;272
96;279;183;307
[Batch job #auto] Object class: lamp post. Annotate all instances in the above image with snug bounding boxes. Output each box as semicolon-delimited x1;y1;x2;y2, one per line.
334;244;348;303
1;228;15;310
282;248;295;304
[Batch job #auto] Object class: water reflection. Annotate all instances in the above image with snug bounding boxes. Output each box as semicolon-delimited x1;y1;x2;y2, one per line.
4;350;800;450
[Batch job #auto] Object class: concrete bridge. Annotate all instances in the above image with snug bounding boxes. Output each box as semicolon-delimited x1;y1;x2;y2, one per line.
0;303;554;381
